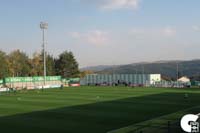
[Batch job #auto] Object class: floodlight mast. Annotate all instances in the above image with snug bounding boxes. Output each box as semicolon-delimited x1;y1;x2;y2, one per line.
40;22;48;86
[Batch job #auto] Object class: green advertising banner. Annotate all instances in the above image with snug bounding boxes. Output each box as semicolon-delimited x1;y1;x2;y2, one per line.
62;78;80;84
4;76;61;83
68;78;80;84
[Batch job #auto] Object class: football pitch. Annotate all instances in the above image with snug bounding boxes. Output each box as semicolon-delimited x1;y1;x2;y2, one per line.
0;86;199;133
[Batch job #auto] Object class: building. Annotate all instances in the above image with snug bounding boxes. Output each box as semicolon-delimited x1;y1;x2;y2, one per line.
178;76;190;83
80;74;161;86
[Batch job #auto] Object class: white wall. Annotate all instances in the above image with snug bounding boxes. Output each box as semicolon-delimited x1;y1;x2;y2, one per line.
150;74;161;84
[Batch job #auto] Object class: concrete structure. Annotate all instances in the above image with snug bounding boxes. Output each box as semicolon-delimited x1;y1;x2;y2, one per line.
80;74;161;86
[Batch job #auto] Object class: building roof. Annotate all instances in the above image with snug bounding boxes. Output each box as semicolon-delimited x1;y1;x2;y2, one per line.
178;76;190;82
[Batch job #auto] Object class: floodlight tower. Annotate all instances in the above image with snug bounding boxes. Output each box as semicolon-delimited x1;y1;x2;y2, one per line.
40;22;48;85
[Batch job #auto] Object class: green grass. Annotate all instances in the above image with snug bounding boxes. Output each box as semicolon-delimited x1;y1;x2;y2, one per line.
0;86;200;133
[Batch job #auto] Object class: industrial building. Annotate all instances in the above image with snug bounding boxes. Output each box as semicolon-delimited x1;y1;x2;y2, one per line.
80;74;161;86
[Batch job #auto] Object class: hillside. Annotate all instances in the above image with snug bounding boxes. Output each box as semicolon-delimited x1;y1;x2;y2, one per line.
82;60;200;80
80;65;116;72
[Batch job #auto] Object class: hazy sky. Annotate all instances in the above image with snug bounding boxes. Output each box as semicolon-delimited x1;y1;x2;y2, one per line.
0;0;200;67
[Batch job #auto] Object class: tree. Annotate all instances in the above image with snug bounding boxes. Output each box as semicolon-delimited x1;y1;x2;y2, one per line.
30;52;56;76
80;70;94;78
30;52;43;76
0;50;9;78
46;53;56;76
0;49;80;78
55;51;79;78
8;49;31;77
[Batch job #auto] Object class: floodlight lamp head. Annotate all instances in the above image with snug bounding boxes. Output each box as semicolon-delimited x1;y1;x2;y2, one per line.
40;22;48;29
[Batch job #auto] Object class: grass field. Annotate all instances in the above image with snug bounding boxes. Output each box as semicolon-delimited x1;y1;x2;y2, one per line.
0;86;200;133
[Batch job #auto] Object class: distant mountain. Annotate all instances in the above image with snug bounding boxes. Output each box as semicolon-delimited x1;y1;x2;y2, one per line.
80;65;116;72
81;60;200;80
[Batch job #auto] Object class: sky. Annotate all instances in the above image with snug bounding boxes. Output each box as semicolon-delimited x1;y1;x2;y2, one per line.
0;0;200;67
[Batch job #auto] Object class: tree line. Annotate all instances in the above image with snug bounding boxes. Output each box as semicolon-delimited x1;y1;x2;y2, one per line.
0;49;80;79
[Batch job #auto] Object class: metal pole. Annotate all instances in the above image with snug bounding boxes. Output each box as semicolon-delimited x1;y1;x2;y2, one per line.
40;22;48;86
176;62;179;81
142;65;145;85
142;65;145;74
43;28;46;85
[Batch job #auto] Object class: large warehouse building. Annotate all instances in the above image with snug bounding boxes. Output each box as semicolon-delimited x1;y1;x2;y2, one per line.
80;74;161;86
